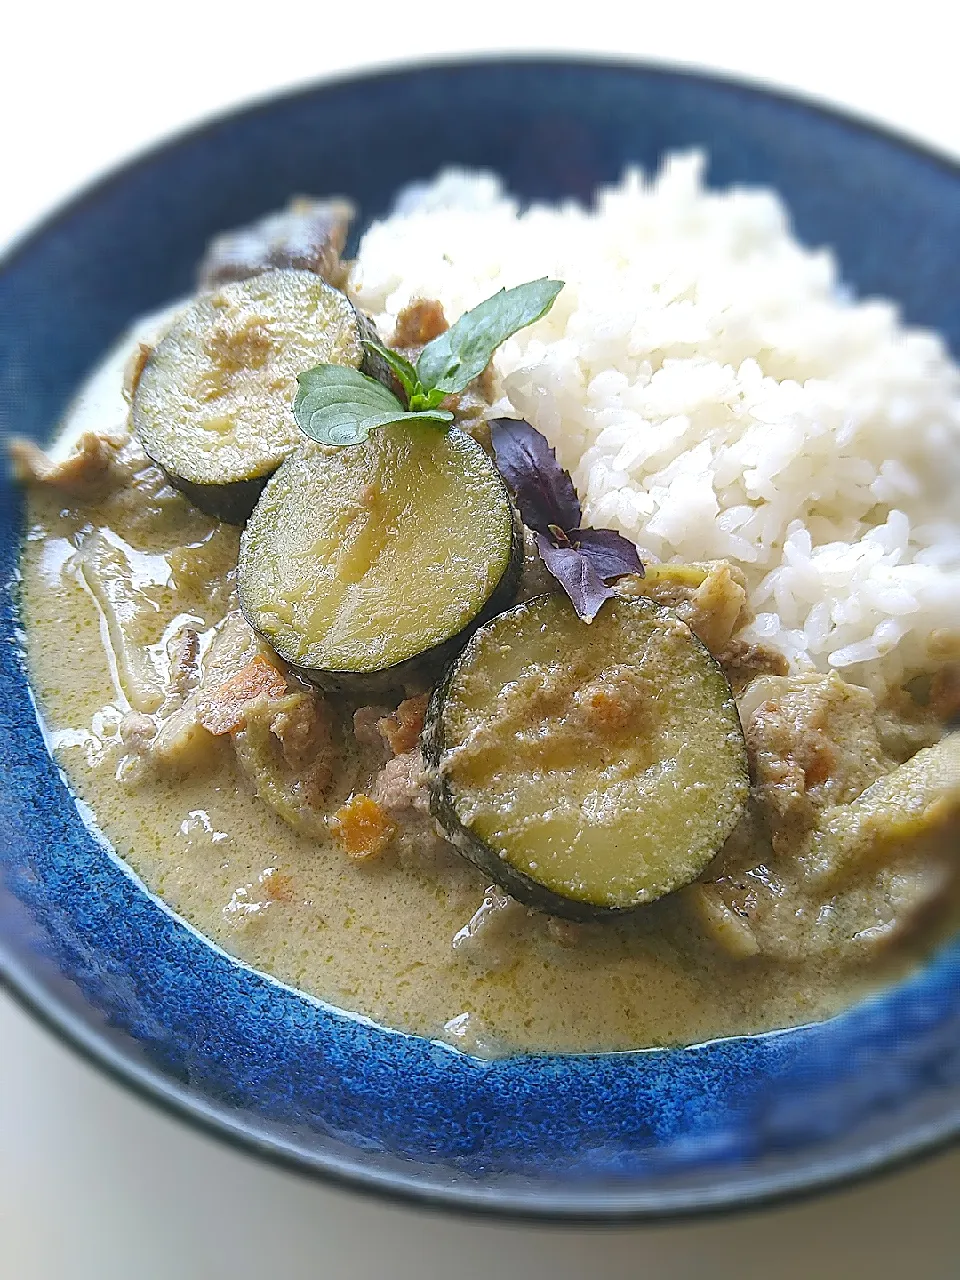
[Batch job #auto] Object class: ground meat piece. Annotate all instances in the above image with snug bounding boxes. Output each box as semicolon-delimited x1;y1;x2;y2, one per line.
368;747;465;875
9;431;131;500
271;693;324;767
371;749;431;815
369;748;457;872
232;690;333;837
118;711;155;753
196;197;354;291
739;672;896;838
268;691;334;799
716;639;789;695
451;885;529;971
377;694;429;755
392;298;448;348
353;704;390;747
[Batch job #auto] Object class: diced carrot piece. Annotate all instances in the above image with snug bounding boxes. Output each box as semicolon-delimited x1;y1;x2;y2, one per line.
197;656;289;735
331;794;396;860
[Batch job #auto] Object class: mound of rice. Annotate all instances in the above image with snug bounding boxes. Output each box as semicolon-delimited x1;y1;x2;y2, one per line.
349;154;960;693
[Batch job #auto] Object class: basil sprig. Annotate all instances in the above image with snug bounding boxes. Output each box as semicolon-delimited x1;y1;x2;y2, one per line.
294;277;563;446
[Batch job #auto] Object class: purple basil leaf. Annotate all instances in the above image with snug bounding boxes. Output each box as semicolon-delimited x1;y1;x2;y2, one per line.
490;418;581;534
572;527;644;581
535;533;616;623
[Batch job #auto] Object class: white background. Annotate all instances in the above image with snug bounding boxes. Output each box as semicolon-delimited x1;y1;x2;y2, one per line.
3;3;960;1275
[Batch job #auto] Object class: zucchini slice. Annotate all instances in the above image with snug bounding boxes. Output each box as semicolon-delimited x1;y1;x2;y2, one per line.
237;425;522;693
422;592;749;919
132;269;367;522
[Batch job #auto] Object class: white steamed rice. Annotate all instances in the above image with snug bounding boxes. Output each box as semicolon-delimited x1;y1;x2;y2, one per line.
349;154;960;693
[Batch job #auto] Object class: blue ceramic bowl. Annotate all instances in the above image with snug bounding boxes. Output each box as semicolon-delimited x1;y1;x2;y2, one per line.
2;58;960;1220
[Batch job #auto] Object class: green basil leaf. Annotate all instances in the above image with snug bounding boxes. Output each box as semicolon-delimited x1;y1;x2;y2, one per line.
295;364;455;445
295;364;407;445
362;337;419;399
416;277;563;395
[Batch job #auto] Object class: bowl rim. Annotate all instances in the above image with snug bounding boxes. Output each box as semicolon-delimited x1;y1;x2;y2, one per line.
4;51;960;275
2;52;959;1222
4;941;960;1224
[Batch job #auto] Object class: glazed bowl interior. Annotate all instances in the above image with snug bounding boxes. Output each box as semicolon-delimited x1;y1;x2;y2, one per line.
2;58;960;1220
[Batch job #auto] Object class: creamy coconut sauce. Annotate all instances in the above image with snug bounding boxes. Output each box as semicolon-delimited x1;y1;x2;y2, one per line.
16;325;959;1058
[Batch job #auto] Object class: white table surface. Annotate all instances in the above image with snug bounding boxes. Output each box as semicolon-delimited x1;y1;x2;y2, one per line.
3;4;959;1276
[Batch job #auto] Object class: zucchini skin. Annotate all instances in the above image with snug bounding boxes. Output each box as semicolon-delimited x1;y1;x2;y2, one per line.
164;473;268;526
422;593;749;921
242;508;524;698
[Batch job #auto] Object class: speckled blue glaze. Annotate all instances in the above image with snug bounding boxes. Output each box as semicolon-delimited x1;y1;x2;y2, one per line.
1;60;959;1218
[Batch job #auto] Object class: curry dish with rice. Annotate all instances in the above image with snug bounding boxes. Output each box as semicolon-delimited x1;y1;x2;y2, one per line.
13;163;960;1057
